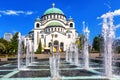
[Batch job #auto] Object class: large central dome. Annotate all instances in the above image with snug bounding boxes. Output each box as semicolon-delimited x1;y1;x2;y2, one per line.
43;3;64;15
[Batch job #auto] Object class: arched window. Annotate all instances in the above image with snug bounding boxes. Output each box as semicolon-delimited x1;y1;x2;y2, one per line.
70;23;73;27
51;28;53;32
48;42;52;47
54;40;59;46
60;42;64;47
58;28;59;31
36;23;40;28
55;34;58;38
49;28;50;32
68;34;71;38
55;28;56;31
41;35;44;38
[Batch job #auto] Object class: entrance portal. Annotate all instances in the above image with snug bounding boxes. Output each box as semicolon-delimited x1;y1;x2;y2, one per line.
54;40;59;53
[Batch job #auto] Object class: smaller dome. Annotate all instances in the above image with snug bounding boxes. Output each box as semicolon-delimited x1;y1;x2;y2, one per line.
47;22;63;26
68;16;73;20
35;16;41;21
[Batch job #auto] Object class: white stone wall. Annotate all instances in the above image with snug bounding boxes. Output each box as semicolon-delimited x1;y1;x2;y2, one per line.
29;12;78;52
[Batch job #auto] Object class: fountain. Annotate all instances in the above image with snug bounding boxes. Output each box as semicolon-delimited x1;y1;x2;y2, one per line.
17;32;22;70
74;44;79;66
49;37;60;80
26;39;31;66
31;42;34;63
17;32;25;70
49;54;60;79
65;45;69;62
82;22;90;70
18;34;34;70
101;12;115;77
69;44;73;63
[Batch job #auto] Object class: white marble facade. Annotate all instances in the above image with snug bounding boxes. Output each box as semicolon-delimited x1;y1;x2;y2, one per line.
25;4;78;53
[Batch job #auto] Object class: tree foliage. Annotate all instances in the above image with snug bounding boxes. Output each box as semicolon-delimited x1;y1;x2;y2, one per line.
36;39;42;54
9;32;19;54
115;46;120;53
0;42;6;54
75;34;84;50
0;32;20;56
0;38;9;54
92;35;103;52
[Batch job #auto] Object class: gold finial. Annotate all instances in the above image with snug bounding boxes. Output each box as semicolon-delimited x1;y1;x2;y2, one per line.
52;3;55;8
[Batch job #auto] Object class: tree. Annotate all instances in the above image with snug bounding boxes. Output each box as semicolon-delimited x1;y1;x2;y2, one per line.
75;34;83;50
116;46;120;53
36;39;42;54
0;38;9;54
0;42;6;54
92;34;103;52
10;32;19;55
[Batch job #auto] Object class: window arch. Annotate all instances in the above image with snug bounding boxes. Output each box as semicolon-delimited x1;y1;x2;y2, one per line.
70;23;73;27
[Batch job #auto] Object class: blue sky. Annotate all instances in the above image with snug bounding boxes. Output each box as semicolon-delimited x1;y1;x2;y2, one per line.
0;0;120;44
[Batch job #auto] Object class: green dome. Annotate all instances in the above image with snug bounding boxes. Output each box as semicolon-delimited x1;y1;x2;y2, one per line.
47;22;62;26
44;8;64;15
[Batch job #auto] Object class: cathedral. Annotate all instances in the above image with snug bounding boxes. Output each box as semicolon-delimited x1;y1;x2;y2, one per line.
26;3;78;53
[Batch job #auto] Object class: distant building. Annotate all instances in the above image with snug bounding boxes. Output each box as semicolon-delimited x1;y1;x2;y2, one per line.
25;3;78;52
4;33;13;41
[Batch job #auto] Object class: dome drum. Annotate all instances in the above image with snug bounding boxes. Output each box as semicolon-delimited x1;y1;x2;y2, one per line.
41;13;66;21
44;26;65;33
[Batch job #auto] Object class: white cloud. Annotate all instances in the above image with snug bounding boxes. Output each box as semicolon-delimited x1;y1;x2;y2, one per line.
0;10;34;16
100;9;120;18
113;9;120;16
25;11;33;15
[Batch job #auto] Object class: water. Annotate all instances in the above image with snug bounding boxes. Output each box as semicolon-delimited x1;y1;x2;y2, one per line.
49;56;60;79
0;58;110;80
74;44;79;66
31;42;34;63
69;44;73;63
17;33;24;70
26;40;31;66
102;12;115;77
65;46;69;62
82;23;90;70
49;45;60;79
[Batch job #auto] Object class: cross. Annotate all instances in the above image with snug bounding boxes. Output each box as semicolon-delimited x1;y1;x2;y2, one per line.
52;3;55;8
